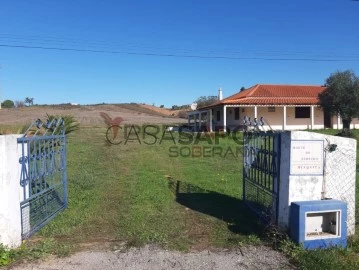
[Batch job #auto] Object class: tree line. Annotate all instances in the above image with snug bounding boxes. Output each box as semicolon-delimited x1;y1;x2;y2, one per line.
1;97;34;108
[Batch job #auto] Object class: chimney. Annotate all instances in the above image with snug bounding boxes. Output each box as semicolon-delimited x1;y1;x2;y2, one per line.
218;87;223;100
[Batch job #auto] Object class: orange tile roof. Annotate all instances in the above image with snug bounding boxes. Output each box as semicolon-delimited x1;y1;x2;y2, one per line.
205;84;326;107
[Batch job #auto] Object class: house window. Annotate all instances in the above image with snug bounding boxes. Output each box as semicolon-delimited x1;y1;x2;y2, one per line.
234;108;240;120
268;107;276;112
216;110;220;121
295;107;310;118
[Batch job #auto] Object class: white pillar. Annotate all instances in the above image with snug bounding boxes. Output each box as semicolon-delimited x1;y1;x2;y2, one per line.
254;106;258;119
310;106;315;129
193;114;197;131
223;106;227;131
0;135;25;248
337;114;341;130
196;114;199;131
198;112;202;131
209;110;213;132
283;106;287;131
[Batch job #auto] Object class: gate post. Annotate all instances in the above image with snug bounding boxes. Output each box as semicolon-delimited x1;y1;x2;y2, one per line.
277;131;356;235
272;133;281;223
0;135;25;248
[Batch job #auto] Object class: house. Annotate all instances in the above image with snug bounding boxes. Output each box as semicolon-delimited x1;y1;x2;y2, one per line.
188;84;359;131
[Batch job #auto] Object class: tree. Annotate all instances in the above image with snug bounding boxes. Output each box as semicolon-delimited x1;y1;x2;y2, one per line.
318;70;359;134
171;104;190;110
25;97;34;106
1;99;15;108
194;96;218;108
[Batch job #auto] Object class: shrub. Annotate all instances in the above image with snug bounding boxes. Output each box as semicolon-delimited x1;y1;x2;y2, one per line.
0;244;14;266
15;100;25;108
1;99;14;108
46;114;80;135
22;115;80;136
178;110;188;119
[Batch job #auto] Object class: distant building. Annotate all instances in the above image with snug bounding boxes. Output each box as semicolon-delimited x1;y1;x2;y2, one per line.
188;84;359;131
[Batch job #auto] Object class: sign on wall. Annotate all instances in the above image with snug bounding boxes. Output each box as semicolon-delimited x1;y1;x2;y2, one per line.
290;140;324;175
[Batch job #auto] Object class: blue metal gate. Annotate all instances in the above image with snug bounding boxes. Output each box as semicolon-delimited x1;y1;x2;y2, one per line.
17;118;67;238
243;128;281;224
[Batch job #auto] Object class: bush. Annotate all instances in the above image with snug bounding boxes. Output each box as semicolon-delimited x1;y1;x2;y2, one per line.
178;110;188;119
194;96;218;108
0;244;14;266
46;114;80;135
171;104;190;110
15;100;25;108
1;99;14;108
336;129;355;138
22;115;80;136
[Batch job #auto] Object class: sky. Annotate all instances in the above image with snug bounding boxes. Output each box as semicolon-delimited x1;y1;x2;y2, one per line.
0;0;359;107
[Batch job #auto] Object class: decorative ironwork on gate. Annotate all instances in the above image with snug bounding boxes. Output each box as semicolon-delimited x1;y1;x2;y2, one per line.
242;116;281;224
17;118;67;238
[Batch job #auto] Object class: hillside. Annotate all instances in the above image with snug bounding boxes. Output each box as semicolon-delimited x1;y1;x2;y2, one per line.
0;103;187;127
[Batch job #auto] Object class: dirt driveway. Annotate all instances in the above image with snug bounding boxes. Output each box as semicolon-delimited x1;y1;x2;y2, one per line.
10;245;295;270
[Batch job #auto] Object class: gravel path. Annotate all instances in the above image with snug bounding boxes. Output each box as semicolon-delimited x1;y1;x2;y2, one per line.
11;245;295;270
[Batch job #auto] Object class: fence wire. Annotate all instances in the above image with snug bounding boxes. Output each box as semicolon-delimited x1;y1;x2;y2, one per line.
323;140;357;236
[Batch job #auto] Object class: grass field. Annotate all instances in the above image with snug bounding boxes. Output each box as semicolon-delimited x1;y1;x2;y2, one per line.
1;123;359;268
35;126;261;251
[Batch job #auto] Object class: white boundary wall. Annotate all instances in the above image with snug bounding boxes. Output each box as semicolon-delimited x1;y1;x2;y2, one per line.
278;131;357;235
0;135;24;248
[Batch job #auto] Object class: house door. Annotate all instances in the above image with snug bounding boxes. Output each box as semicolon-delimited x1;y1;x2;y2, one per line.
324;111;332;128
